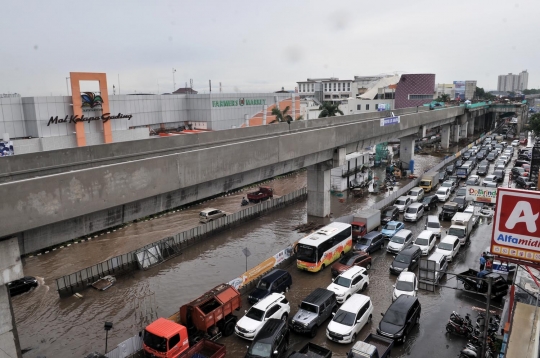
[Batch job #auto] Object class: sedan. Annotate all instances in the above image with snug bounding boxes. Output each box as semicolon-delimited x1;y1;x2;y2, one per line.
456;187;467;197
435;187;451;202
441;180;456;193
381;206;400;225
381;221;405;239
446;165;455;175
477;165;489;176
476;151;487;160
7;276;38;297
439;170;449;183
511;140;520;147
465;175;480;186
394;196;413;212
483;175;498;186
495;161;506;170
486;152;497;162
493;169;505;183
331;252;372;277
499;155;510;165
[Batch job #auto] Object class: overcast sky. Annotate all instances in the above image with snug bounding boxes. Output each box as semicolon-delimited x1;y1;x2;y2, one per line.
1;0;538;96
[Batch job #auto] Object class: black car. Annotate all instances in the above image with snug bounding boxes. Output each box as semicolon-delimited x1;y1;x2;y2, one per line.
511;167;527;178
439;202;459;221
476;151;486;160
422;195;438;211
377;296;421;343
455;159;463;168
486;152;497;162
477;165;489;176
446;165;455;175
249;269;293;304
354;231;385;255
246;319;289;358
518;154;531;161
7;276;38;297
514;160;530;168
462;151;472;160
389;246;421;275
493;169;505;183
381;206;400;225
448;175;460;185
439;170;449;183
452;196;468;212
515;176;536;190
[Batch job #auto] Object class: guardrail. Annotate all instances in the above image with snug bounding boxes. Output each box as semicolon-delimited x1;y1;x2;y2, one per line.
56;188;307;297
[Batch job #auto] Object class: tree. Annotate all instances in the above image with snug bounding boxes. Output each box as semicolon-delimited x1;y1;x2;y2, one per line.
435;93;450;102
526;113;540;136
269;106;303;124
475;87;485;99
318;102;344;118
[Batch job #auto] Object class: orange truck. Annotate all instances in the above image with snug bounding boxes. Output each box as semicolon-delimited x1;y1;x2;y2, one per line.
143;283;241;357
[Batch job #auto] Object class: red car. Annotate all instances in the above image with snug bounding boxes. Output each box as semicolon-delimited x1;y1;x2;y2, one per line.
522;164;531;172
331;252;372;277
520;138;528;145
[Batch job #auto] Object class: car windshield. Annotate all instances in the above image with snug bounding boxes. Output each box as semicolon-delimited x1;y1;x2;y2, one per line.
457;189;466;196
448;227;465;237
415;238;429;246
332;310;356;326
441;182;451;187
143;330;167;352
357;238;370;246
422;197;432;204
437;190;447;195
396;199;406;205
297;244;317;263
405;207;417;214
408;191;418;197
454;197;465;204
339;255;357;265
334;276;352;288
383;209;395;217
300;302;318;313
383;309;407;326
246;307;265;321
248;342;273;358
443;204;455;210
479;166;487;171
438;242;454;250
257;280;269;289
384;223;397;231
396;280;414;292
391;236;405;244
427;221;440;228
394;253;410;264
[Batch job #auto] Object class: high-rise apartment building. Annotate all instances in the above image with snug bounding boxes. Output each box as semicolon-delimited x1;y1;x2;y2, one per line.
497;70;528;92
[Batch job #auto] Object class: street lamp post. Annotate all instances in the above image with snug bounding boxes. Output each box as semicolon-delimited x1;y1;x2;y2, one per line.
65;77;70;96
104;321;113;354
172;68;177;92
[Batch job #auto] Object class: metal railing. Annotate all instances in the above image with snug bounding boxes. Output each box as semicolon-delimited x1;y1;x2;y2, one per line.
105;333;143;358
56;188;307;296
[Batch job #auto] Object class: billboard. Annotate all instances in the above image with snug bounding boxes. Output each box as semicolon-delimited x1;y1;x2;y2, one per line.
466;186;497;204
491;188;540;263
380;116;400;126
453;81;465;100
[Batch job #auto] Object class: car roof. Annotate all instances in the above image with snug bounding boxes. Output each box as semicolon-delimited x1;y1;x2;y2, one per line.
363;231;381;239
441;235;459;243
397;195;410;200
397;271;416;282
409;202;423;208
200;208;219;213
339;266;366;279
428;252;447;262
340;293;370;312
394;229;412;237
302;288;335;306
417;230;434;239
399;246;421;255
386;221;401;226
388;295;418;311
254;293;285;310
427;215;439;222
261;269;288;282
408;187;423;193
252;319;286;343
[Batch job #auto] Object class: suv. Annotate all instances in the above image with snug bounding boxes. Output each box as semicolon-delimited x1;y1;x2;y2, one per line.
249;269;293;304
377;296;421;344
327;266;369;304
394;196;412;212
353;231;384;255
386;229;413;254
381;206;400;225
246;319;289;358
439;202;459;221
413;230;436;256
477;164;489;176
452;196;468;212
326;294;373;344
236;293;291;340
403;203;424;222
422;195;438;211
389;246;422;275
289;288;337;337
515;176;536;190
407;187;425;203
199;208;226;223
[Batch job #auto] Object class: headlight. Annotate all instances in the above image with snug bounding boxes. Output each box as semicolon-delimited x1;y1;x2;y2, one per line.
291;319;296;324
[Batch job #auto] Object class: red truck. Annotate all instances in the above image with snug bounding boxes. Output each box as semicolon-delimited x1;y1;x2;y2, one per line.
247;186;274;203
143;284;241;357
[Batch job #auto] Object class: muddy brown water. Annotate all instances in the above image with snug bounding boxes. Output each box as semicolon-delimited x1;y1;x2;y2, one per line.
14;145;490;357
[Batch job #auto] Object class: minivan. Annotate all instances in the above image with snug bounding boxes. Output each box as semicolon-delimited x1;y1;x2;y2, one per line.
407;187;425;203
249;269;293;304
425;215;441;238
389;246;421;275
413;230;436;256
403;203;424;222
435;235;461;262
386;229;413;255
425;252;448;283
377;296;421;343
199;208;226;223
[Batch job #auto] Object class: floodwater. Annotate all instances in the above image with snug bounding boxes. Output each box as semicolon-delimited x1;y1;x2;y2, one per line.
13;144;473;357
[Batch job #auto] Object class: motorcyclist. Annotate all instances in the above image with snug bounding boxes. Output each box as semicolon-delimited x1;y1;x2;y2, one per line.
241;197;249;206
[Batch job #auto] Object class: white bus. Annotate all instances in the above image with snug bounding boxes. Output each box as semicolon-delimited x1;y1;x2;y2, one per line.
296;222;353;272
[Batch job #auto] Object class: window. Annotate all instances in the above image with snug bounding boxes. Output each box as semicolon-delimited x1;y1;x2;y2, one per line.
357;104;361;110
347;83;351;91
311;84;314;92
325;95;331;99
169;334;180;349
375;104;379;109
408;94;433;100
333;83;336;91
324;83;328;91
338;83;341;91
265;305;280;318
366;104;370;110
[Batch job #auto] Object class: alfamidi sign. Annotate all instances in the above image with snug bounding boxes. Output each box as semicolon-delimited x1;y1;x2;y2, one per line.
491;188;540;263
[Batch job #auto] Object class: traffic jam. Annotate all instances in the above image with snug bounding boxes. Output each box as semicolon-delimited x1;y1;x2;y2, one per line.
140;132;531;358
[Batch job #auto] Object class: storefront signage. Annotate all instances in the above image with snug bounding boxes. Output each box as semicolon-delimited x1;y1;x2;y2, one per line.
491;188;540;263
47;113;132;126
380;116;400;127
81;92;104;108
212;98;267;108
466;185;497;203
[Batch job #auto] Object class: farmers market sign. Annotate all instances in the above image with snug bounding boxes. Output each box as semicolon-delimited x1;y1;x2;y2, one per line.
212;98;267;108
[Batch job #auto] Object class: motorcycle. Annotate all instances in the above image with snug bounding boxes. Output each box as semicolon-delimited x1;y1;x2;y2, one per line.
446;319;473;337
241;198;249;206
450;311;472;326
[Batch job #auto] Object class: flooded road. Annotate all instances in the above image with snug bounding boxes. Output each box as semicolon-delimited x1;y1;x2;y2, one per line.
13;143;479;357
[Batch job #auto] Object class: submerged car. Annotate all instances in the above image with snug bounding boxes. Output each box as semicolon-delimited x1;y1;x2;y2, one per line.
7;276;38;297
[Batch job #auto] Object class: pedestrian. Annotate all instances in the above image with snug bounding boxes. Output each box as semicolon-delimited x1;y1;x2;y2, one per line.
479;253;486;271
486;257;493;271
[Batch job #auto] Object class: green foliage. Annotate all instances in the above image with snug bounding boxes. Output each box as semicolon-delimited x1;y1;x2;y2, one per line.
523;89;540;95
526;113;540;136
318;102;344;118
435;93;450;102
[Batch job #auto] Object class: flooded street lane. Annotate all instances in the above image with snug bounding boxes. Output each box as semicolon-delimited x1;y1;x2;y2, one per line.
14;145;473;357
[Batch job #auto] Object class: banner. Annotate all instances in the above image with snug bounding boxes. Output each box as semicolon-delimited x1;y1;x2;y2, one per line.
466;186;497;204
380;116;400;127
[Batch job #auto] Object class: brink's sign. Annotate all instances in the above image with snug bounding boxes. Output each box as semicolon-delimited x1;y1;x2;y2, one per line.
47;113;133;126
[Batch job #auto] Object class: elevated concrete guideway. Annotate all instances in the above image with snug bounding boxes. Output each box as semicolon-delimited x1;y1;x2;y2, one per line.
0;105;485;253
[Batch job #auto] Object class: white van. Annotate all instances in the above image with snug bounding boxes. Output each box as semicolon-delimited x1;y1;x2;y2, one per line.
326;294;373;344
404;203;425;222
413;230;436;256
407;187;425;203
425;252;448;283
436;235;461;262
425;215;441;238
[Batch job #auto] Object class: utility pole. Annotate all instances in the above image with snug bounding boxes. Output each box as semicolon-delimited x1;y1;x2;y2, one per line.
209;80;212;93
172;68;177;92
65;77;70;96
481;277;492;358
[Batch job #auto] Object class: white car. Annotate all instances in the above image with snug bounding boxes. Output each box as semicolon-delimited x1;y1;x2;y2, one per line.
511;140;520;147
394;196;412;212
407;187;425;203
425;215;441;238
235;293;290;340
327;266;369;304
413;230;437;256
404;203;424;222
392;272;418;301
435;187;451;202
435;235;461;262
499;155;510;165
386;229;413;254
471;146;479;154
482;175;498;187
326;294;373;344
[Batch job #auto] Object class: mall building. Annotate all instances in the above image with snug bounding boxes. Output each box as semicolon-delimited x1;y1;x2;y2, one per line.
0;72;295;155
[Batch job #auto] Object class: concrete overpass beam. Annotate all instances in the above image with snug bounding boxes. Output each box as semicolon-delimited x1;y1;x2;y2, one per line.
452;125;460;143
441;124;451;149
0;238;24;358
461;123;468;138
467;118;475;137
307;162;332;217
399;135;415;165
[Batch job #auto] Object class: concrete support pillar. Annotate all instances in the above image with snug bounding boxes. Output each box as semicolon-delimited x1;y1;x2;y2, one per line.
262;104;268;125
399;135;415;165
467;118;475;137
419;126;427;139
441;124;451;149
307;163;331;217
244;114;249;127
452;125;460;143
461;123;468;138
0;238;24;358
